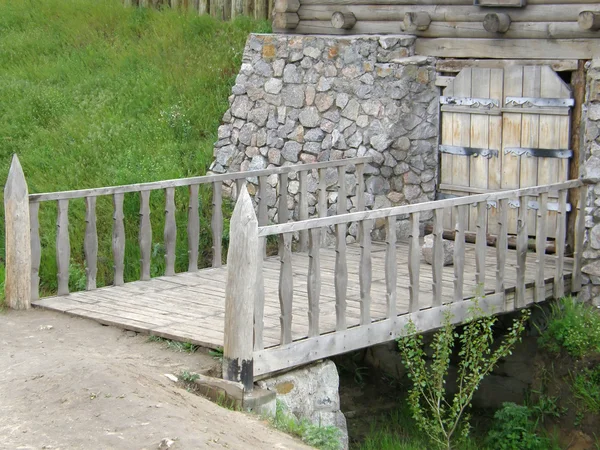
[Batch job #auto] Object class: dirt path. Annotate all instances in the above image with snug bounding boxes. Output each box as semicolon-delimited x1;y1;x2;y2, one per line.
0;309;311;450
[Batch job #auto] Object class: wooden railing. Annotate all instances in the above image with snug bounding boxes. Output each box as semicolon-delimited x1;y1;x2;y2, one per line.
123;0;274;21
3;154;371;308
223;178;587;386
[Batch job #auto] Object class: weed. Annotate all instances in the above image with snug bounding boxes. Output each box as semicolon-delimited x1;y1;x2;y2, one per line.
571;364;600;413
147;335;198;353
528;393;565;423
179;370;199;383
215;391;240;411
486;403;545;450
209;347;224;361
538;297;600;359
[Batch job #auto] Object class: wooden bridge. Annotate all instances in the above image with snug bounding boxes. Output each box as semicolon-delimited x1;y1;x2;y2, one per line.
3;155;587;390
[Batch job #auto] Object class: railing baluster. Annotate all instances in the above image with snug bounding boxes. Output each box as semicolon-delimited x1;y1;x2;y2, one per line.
337;165;347;214
475;201;487;291
164;187;177;277
84;197;97;290
535;192;548;303
554;189;567;299
572;186;587;292
335;221;347;331
112;194;125;286
516;195;529;308
385;216;397;318
318;167;327;246
139;190;152;281
278;172;293;345
359;219;372;325
453;205;465;303
258;175;268;259
212;181;223;268
56;199;70;295
254;242;265;351
298;170;309;252
356;163;365;212
30;202;41;301
496;199;508;295
188;185;199;272
409;212;420;312
432;208;443;307
307;228;321;337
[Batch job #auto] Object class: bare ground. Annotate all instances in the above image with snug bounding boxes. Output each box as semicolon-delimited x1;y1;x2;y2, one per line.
0;308;311;450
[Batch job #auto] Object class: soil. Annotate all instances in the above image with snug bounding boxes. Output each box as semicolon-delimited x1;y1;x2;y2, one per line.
0;308;311;450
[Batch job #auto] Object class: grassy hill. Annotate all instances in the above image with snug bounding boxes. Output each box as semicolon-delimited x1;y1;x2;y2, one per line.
0;0;270;302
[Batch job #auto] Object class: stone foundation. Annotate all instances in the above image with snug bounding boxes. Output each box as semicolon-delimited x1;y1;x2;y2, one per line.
212;33;438;240
257;360;349;449
579;59;600;307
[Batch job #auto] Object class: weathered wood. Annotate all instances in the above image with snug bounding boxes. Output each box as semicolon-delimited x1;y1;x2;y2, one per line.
475;201;487;289
496;199;508;294
278;232;293;345
404;11;431;32
139;190;152;281
212;182;223;268
359;220;372;325
258;175;269;259
318;167;327;246
385;216;397;318
274;0;300;12
188;184;200;272
356;163;365;212
112;194;125;287
29;157;371;203
231;0;243;18
554;190;567;299
337;165;347;215
30;202;40;301
331;11;357;29
483;13;511;33
578;11;600;30
84;197;98;290
408;212;420;312
56;199;71;295
572;186;587;292
259;180;583;237
4;155;31;309
273;12;300;29
335;222;348;331
198;0;208;14
298;170;309;252
436;59;578;73
432;209;444;307
535;193;548;303
223;188;257;392
516;195;528;307
279;172;289;225
307;228;321;337
254;239;265;352
164;187;177;277
453;205;465;303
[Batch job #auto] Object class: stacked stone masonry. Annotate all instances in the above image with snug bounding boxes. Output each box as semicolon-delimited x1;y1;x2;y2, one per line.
580;59;600;307
211;34;438;240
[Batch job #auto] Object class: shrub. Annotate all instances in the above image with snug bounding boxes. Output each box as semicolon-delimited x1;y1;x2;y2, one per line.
486;403;545;450
539;297;600;359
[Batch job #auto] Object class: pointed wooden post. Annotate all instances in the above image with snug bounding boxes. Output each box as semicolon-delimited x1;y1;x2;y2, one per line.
4;155;31;309
223;187;258;392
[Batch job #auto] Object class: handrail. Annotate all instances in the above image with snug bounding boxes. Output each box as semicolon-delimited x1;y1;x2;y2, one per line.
258;179;584;237
29;157;372;203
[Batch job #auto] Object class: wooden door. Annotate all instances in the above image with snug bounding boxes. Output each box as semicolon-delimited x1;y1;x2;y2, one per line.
439;65;573;238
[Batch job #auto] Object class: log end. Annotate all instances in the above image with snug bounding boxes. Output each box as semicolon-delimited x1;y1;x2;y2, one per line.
578;11;600;31
483;13;512;34
331;11;357;30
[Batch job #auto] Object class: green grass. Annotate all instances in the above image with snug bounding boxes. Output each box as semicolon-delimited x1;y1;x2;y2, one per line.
0;0;271;305
571;364;600;414
147;335;199;352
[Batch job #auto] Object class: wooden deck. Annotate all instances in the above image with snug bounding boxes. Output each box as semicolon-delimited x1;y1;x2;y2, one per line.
34;240;572;351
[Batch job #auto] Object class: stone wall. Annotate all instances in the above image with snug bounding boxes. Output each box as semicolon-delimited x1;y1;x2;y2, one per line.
580;59;600;306
211;33;438;239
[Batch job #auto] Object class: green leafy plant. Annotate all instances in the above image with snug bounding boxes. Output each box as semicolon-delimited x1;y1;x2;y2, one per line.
538;297;600;359
179;370;199;383
397;305;531;450
571;364;600;413
209;347;224;361
528;392;565;423
486;403;545;450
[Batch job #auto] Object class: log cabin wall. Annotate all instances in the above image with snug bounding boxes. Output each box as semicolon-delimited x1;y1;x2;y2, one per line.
273;1;600;60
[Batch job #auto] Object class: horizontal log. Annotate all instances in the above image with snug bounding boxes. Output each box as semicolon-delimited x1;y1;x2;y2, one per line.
423;224;558;254
273;12;300;29
436;59;579;72
578;11;600;30
331;11;357;29
274;0;300;13
297;4;600;23
416;38;600;59
299;0;600;4
404;11;431;32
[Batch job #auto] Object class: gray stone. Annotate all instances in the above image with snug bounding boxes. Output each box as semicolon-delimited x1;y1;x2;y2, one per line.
315;93;334;112
216;145;236;166
283;64;303;84
305;128;325;142
272;59;285;77
231;96;253;119
356;115;369;128
332;130;347;150
303;142;321;155
283;85;304;108
370;134;391;152
217;125;232;139
317;76;332;92
249;155;266;171
336;93;350;109
267;149;281;165
255;60;273;77
320;119;336;133
239;123;258;146
347;131;363;148
584;155;600;181
404;184;422;202
231;84;246;95
299;107;321;128
248;107;269;127
304;46;321;59
287;125;305;143
341;99;360;121
422;234;454;266
282;141;302;162
264;78;283;94
305;86;316;106
590;224;600;249
366;176;388;195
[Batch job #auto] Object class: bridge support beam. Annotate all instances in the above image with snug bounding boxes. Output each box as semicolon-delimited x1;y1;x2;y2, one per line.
223;185;258;392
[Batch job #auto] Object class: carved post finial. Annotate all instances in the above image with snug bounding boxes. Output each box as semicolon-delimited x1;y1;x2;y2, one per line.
223;186;258;391
4;154;32;310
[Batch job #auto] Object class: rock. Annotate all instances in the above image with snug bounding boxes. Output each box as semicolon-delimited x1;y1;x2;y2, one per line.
341;99;360;121
267;149;281;165
283;64;303;84
164;374;178;382
282;85;305;108
249;155;266;171
272;59;285;77
305;86;316;106
422;234;454;266
317;76;332;92
282;141;302;162
336;92;349;109
305;128;325;142
158;438;176;450
304;46;321;59
370;134;391;152
315;93;334;112
264;78;283;95
299;107;321;128
231;96;253;119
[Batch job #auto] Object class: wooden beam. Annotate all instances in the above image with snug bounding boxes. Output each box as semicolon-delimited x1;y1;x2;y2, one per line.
331;11;357;29
404;11;431;32
273;12;299;29
436;59;578;73
483;13;511;33
578;11;600;30
274;0;300;13
4;155;31;309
